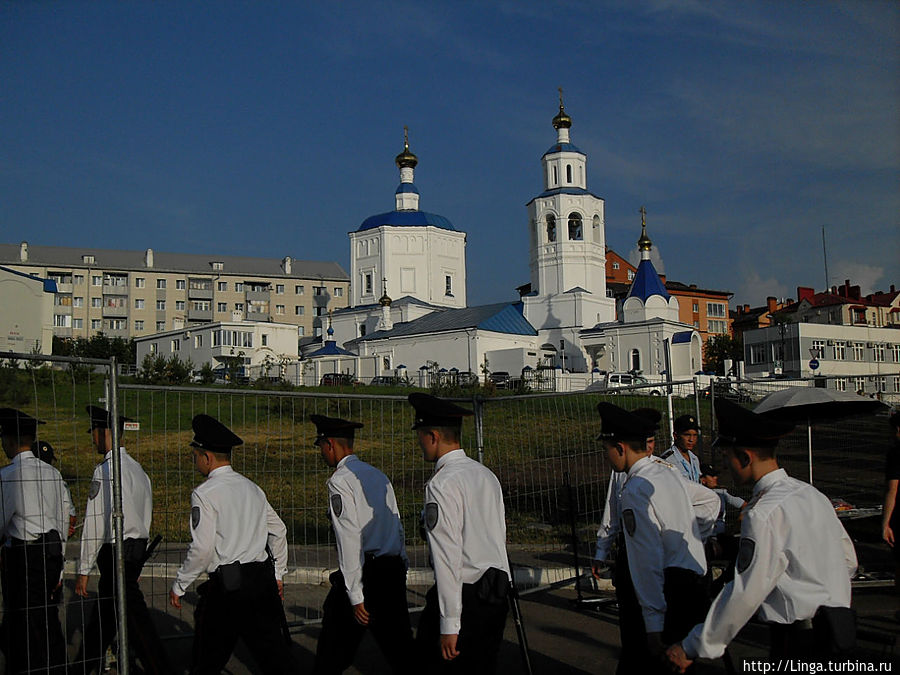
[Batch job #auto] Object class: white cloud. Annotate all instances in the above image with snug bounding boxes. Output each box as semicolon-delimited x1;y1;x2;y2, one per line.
733;271;792;309
829;262;885;296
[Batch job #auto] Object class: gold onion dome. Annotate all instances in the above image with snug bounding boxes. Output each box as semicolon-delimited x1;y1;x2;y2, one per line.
638;208;652;251
395;126;418;168
379;292;392;307
552;104;572;130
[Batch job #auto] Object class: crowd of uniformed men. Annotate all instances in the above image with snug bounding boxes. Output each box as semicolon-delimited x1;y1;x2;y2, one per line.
0;390;867;673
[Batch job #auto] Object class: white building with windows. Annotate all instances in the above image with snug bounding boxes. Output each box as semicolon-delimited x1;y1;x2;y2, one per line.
743;322;900;401
0;264;56;355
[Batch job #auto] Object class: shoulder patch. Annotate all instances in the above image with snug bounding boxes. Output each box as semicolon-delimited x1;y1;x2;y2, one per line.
191;505;201;529
330;493;343;518
425;502;439;530
661;449;673;459
622;509;636;536
737;537;756;574
652;458;673;469
89;479;100;500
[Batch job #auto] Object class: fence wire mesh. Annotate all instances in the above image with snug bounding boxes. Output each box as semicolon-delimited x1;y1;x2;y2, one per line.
1;353;895;673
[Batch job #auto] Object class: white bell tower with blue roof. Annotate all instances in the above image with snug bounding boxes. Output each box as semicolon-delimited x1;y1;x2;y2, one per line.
348;128;466;310
522;92;615;340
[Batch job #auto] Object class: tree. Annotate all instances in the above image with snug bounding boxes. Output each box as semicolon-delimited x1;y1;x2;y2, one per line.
703;335;743;375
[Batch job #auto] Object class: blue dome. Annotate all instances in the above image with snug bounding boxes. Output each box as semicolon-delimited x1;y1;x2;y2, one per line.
395;183;420;195
357;210;456;232
542;142;583;157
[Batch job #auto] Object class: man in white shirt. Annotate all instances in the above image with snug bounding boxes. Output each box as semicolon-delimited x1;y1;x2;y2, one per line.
169;414;295;674
75;405;172;674
409;393;511;674
311;414;412;674
667;400;858;670
0;408;67;675
597;402;710;673
661;415;701;483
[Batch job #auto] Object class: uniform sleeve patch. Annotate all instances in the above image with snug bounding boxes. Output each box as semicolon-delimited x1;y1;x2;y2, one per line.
425;502;439;530
737;537;756;574
623;509;636;536
191;506;201;529
89;480;100;500
330;494;343;518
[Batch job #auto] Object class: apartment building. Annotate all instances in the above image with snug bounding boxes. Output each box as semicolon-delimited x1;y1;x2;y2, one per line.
0;242;350;341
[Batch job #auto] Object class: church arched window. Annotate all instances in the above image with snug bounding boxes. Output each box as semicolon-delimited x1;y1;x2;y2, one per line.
546;214;557;242
552;166;558;186
592;215;601;239
568;213;583;240
630;349;641;372
566;164;572;183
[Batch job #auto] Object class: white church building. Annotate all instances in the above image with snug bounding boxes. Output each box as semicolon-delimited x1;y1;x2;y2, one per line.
304;99;701;387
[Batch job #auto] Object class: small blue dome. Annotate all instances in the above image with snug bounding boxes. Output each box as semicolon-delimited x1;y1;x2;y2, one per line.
395;183;420;195
357;210;456;232
542;142;583;157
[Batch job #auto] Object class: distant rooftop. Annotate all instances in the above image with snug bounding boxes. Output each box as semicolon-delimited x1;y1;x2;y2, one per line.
0;243;348;280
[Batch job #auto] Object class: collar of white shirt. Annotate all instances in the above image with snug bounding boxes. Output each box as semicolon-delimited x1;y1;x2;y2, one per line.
626;454;653;478
336;454;358;470
434;448;467;472
208;465;235;479
12;451;35;465
102;447;128;461
752;467;787;496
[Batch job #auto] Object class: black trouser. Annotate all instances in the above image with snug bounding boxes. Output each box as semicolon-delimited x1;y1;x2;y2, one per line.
613;535;650;675
0;531;67;675
79;539;173;674
314;555;413;674
415;569;509;675
191;559;295;675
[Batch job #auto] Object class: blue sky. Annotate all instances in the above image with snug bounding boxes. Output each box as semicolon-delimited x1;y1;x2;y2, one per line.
3;1;898;308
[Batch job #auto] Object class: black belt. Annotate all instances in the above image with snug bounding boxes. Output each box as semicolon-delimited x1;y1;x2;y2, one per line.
8;531;61;547
364;552;403;563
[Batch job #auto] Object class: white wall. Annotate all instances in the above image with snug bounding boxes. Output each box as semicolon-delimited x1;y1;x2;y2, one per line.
0;267;55;355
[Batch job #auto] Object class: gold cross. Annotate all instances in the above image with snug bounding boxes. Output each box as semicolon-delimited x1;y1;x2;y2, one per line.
403;125;409;149
639;206;647;227
558;86;564;108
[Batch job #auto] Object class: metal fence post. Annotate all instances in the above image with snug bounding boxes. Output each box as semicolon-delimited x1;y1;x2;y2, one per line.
108;357;130;675
473;395;485;464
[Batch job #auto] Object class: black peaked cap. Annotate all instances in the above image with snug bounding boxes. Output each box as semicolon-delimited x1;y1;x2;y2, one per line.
596;402;656;442
632;407;662;433
310;414;364;443
33;440;56;465
0;408;44;437
86;405;134;433
673;414;700;433
713;399;794;449
408;393;473;430
190;414;243;452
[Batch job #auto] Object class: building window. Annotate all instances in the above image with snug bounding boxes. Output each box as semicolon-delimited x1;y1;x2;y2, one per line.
568;213;583;240
834;378;846;392
298;326;305;336
276;284;284;294
176;279;186;290
211;261;224;271
261;334;268;346
217;302;227;312
707;302;726;318
552;165;558;185
566;164;572;183
83;255;95;264
276;304;285;315
630;349;641;372
893;376;900;393
810;339;825;358
91;319;102;330
708;320;727;334
891;344;900;363
91;297;102;308
692;303;699;313
876;376;887;392
749;344;766;365
359;324;367;337
91;275;102;286
149;343;157;354
364;274;373;295
73;318;83;329
135;277;146;288
107;319;126;330
235;282;244;292
851;308;866;324
295;306;305;316
53;314;71;328
832;342;845;360
217;282;227;291
175;301;186;311
853;343;864;361
612;262;619;270
73;296;84;308
693;320;700;328
874;344;885;362
134;320;144;331
334;287;343;297
445;275;453;296
157;300;166;310
234;303;244;311
171;339;180;352
156;321;165;331
295;285;304;295
134;299;144;309
627;270;634;281
157;279;166;289
194;335;202;348
314;307;326;316
192;300;210;311
546;214;556;242
74;274;84;285
314;286;326;296
854;377;866;394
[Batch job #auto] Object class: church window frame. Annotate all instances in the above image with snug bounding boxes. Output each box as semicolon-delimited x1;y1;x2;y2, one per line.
546;214;557;243
552;166;558;186
630;349;641;372
364;273;373;295
568;212;583;241
445;275;453;297
566;164;572;183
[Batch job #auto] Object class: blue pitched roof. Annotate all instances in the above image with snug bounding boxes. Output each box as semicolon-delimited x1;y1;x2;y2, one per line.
357;210;455;232
672;331;693;344
526;187;603;205
395;183;419;195
356;302;537;341
306;341;355;357
626;259;670;302
542;142;583;157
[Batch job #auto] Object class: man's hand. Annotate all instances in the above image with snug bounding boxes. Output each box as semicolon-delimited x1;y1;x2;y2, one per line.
666;643;693;673
883;524;895;547
590;560;608;580
68;516;77;538
353;602;370;626
276;579;284;600
440;634;460;661
169;590;182;609
75;575;89;598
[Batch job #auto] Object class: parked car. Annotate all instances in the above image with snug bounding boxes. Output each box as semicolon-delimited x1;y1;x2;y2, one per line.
489;371;511;388
701;380;753;403
456;371;479;387
586;372;665;395
369;375;408;387
320;373;356;387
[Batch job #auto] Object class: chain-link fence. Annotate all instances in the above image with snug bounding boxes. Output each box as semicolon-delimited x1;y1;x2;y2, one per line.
1;351;894;672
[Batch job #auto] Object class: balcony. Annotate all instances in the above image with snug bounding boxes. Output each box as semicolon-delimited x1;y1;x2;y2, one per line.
246;289;270;303
105;327;129;339
246;311;269;322
102;304;128;318
188;288;214;300
188;308;213;322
